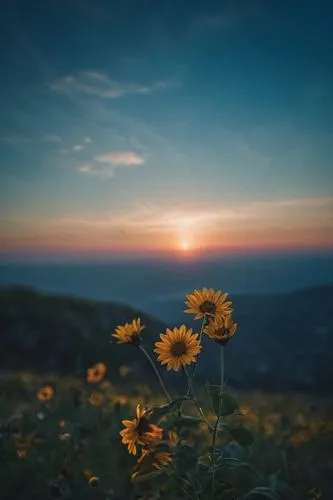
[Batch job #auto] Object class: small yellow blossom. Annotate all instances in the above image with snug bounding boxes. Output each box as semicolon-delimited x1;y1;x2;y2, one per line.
37;385;54;402
86;362;107;383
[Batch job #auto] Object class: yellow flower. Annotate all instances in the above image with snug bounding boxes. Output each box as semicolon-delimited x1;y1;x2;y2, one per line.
37;385;54;402
154;325;201;372
120;405;163;455
86;362;107;383
132;448;173;478
88;391;105;407
112;318;145;345
185;288;232;320
204;314;237;345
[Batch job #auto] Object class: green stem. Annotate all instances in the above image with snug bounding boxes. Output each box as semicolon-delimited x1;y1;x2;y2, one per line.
183;366;213;431
186;317;206;397
212;345;224;493
139;345;172;404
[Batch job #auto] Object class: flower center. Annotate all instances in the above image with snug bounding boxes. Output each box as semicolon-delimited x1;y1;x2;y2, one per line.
216;327;228;338
199;300;216;315
170;341;187;357
137;417;151;435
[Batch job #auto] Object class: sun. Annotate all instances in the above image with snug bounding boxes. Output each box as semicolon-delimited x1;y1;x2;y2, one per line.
180;240;190;252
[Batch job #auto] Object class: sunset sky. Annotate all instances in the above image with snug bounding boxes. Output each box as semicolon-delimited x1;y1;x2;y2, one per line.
1;0;333;258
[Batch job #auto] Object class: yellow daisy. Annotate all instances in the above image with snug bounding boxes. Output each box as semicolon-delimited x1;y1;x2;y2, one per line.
204;314;237;345
154;325;201;372
86;362;106;383
120;405;163;455
132;448;173;478
37;385;54;402
112;318;145;345
185;288;232;320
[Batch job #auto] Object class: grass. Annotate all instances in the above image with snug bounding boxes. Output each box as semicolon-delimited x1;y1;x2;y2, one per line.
1;371;332;499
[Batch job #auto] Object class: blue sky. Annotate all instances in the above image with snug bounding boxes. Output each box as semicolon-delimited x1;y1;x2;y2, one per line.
1;0;333;256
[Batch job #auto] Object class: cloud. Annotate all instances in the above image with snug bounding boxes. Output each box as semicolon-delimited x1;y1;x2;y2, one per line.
94;151;144;166
50;71;179;99
77;150;145;179
84;137;92;143
73;144;84;152
42;133;62;143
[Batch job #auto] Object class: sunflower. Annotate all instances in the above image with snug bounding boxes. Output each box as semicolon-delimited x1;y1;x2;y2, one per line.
112;318;145;345
86;362;106;383
154;325;201;372
184;288;232;320
120;405;163;455
132;448;172;478
88;391;105;407
37;385;54;402
204;314;237;345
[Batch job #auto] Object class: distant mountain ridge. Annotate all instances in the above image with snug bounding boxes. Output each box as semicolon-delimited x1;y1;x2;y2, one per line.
1;285;333;394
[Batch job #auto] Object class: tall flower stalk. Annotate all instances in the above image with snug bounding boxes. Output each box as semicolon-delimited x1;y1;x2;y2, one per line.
212;345;225;493
139;345;172;404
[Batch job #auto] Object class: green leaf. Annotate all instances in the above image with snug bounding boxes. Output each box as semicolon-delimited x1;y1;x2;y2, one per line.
243;487;280;499
147;397;189;421
228;425;254;447
206;383;239;416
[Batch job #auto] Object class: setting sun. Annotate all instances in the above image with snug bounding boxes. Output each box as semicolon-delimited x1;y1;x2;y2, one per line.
180;241;190;251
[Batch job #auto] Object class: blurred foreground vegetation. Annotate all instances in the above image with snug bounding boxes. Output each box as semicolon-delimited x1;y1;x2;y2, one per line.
1;371;333;499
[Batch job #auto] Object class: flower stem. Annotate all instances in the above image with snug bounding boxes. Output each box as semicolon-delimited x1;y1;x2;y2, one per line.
212;345;224;493
186;317;206;397
139;345;172;404
183;366;213;431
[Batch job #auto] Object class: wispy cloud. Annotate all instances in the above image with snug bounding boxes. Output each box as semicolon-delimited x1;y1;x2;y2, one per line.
84;137;92;143
73;144;84;152
77;150;145;178
50;71;180;99
94;151;144;166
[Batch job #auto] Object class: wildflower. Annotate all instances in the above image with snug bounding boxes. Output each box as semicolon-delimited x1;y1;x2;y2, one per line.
36;412;45;420
59;420;66;428
37;385;54;402
112;318;145;345
132;448;172;478
120;405;163;455
154;326;201;372
204;314;237;345
88;476;100;488
86;362;106;383
185;288;232;320
88;391;105;407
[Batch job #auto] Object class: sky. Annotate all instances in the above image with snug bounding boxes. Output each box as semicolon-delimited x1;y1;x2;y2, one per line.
1;0;333;258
